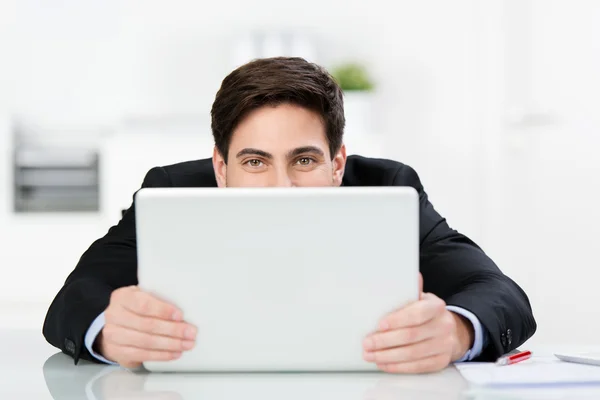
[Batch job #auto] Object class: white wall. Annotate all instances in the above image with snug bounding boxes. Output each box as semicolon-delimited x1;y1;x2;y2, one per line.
480;0;600;347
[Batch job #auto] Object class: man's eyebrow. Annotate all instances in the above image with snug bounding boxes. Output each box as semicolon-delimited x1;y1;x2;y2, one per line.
287;146;326;158
235;148;273;159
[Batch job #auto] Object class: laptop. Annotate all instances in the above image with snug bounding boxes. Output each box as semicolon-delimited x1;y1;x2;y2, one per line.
135;187;419;372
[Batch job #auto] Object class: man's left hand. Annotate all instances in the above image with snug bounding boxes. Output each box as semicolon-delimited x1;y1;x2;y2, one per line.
362;274;474;374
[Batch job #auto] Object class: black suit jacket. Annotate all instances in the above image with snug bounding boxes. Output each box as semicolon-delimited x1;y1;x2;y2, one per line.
43;155;536;363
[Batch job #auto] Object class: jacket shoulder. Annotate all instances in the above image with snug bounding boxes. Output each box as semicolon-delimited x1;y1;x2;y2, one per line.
160;158;217;187
343;155;416;186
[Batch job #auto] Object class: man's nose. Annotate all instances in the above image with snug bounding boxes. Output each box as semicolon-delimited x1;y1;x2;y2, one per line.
269;169;294;187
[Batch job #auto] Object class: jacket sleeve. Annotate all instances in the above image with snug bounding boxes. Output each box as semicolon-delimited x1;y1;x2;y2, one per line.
393;166;537;361
42;167;172;363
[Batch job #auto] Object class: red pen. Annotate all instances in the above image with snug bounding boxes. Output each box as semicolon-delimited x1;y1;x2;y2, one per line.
495;350;532;366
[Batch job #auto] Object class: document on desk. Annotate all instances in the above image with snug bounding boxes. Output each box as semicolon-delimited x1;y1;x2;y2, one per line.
456;358;600;387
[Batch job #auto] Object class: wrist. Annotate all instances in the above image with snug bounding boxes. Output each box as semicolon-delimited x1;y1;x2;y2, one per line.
94;330;106;357
450;312;475;361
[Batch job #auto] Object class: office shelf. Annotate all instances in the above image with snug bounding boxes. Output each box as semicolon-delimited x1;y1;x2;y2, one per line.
13;146;100;213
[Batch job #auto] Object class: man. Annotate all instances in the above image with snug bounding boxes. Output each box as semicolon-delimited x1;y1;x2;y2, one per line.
43;57;536;373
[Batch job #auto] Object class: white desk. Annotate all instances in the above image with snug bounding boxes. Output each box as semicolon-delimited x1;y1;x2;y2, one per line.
2;329;599;399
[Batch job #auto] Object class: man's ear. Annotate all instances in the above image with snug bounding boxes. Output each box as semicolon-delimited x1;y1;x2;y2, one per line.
332;144;347;187
212;147;227;188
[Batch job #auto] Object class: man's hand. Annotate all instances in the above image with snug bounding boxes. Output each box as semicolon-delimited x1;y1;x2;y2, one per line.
96;286;197;368
362;274;474;374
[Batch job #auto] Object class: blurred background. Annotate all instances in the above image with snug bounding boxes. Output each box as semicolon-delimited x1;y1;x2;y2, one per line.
0;0;598;349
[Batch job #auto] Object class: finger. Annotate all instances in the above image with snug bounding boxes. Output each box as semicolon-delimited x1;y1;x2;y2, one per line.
363;336;449;364
418;273;423;299
376;353;451;374
378;293;445;330
113;345;182;367
116;290;183;321
102;324;195;352
107;307;197;340
118;360;142;369
363;318;438;351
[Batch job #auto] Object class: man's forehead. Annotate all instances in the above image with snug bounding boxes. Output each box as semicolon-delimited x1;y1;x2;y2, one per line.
229;124;327;144
229;104;327;140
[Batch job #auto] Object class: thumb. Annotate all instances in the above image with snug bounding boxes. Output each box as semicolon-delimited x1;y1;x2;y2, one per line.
419;272;424;300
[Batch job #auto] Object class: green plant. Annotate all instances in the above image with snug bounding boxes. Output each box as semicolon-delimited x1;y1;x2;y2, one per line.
331;63;374;92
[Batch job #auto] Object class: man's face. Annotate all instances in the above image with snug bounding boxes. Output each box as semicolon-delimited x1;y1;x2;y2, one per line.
212;104;346;187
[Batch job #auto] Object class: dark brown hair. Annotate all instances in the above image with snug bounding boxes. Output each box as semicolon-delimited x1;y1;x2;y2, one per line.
211;57;345;162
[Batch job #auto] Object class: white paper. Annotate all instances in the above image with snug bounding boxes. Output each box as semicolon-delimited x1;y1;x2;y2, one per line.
465;386;600;400
456;358;600;387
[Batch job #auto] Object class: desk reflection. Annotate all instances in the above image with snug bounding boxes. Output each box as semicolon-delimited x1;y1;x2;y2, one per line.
42;353;467;400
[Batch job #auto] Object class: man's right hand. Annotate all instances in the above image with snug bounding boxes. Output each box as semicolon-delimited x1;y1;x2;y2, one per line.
96;286;197;368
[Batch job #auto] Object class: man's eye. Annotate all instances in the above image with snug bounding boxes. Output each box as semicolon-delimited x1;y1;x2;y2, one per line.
246;159;263;167
297;157;313;166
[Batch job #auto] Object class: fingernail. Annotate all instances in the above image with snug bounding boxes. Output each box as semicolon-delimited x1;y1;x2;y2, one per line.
378;321;390;331
184;327;197;340
182;340;195;350
172;311;183;321
363;338;374;351
363;351;375;362
172;352;182;359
